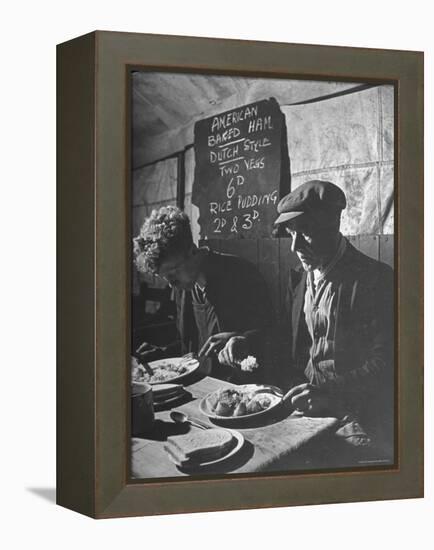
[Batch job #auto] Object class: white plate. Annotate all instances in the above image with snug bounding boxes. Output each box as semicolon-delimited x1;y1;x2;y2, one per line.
153;391;188;409
139;357;201;385
152;383;184;398
166;429;245;470
199;384;283;422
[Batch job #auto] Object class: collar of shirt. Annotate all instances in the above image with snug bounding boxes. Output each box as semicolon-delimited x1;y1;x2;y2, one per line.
191;247;212;301
192;282;205;303
313;234;347;287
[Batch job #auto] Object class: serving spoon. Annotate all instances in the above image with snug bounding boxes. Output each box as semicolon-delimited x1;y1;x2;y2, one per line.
170;410;210;430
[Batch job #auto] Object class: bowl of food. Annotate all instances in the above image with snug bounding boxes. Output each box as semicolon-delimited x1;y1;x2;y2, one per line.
199;384;283;422
131;356;200;385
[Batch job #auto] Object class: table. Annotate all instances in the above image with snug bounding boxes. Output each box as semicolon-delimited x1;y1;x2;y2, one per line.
131;373;340;478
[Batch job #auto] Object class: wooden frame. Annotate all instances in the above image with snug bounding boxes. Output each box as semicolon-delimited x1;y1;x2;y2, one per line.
57;31;423;518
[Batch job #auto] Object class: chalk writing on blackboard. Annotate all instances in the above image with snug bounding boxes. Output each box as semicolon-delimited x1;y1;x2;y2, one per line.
192;98;290;238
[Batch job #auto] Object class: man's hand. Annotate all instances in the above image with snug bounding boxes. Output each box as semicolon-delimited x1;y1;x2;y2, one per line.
135;341;165;362
217;336;249;367
198;332;238;358
284;383;346;417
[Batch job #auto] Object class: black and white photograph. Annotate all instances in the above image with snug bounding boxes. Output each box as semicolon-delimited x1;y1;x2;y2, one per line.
3;0;429;537
129;71;395;480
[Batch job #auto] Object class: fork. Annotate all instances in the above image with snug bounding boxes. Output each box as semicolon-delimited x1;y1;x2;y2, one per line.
132;353;154;376
139;361;154;377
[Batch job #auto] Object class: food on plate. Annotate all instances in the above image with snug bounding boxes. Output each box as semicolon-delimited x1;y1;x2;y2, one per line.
206;386;276;417
247;393;272;414
208;389;240;417
131;356;146;381
233;399;248;417
164;428;234;466
131;356;194;384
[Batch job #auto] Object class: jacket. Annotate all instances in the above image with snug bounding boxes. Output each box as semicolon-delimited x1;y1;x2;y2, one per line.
174;249;273;373
285;241;394;432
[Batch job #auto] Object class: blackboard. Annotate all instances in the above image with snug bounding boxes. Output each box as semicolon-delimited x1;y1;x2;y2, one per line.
192;97;290;239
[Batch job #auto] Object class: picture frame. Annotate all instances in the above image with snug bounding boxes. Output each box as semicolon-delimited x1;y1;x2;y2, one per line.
57;30;423;518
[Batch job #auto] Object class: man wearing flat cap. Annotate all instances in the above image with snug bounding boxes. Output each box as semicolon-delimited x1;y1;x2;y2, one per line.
276;180;394;457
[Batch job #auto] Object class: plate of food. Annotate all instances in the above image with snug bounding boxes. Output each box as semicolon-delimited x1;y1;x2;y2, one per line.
199;384;283;422
164;427;244;470
152;384;190;410
131;356;200;385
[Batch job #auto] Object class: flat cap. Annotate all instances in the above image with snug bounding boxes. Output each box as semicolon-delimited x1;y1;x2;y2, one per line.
274;180;347;225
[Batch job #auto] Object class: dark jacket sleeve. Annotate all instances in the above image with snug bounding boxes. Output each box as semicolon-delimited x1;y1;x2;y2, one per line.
239;276;273;353
227;257;273;356
209;254;273;383
323;261;395;416
173;288;198;355
273;268;310;389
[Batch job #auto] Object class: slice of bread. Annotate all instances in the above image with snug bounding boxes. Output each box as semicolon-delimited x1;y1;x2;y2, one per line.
164;443;190;467
166;428;234;464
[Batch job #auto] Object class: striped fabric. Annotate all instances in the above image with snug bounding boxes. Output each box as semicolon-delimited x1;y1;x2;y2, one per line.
303;236;348;385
